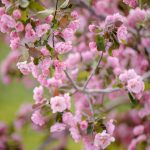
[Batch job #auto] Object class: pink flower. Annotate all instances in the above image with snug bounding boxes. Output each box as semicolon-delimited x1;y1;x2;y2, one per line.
106;119;115;135
80;121;88;130
55;41;72;54
25;28;36;42
1;14;16;28
119;69;137;83
15;21;24;32
62;28;74;40
127;76;144;94
47;77;62;87
13;9;21;20
0;7;5;17
133;125;144;136
17;61;31;75
71;11;79;19
123;0;137;8
69;127;81;143
31;110;45;126
117;25;128;44
1;0;11;6
33;86;44;103
45;15;53;23
68;20;79;31
50;94;71;113
94;130;115;149
10;38;20;50
62;112;75;127
36;23;50;38
89;24;96;32
105;13;125;26
64;93;71;110
40;47;49;56
50;123;66;133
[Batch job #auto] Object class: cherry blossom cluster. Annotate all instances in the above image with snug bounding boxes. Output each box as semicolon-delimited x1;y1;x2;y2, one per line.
0;0;150;149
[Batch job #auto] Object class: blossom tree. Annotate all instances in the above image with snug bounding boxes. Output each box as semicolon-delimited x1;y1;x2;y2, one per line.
0;0;150;149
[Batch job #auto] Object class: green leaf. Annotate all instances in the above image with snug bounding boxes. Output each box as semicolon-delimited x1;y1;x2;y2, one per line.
128;92;139;106
94;119;106;133
96;35;105;51
87;122;94;134
29;1;45;12
144;82;150;90
60;0;70;9
19;0;30;9
20;9;28;22
56;112;63;122
37;8;55;17
46;44;54;56
52;18;59;29
33;58;40;65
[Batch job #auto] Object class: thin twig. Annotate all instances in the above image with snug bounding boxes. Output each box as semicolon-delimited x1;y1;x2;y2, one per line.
83;52;104;90
52;0;59;48
86;94;95;121
64;70;81;90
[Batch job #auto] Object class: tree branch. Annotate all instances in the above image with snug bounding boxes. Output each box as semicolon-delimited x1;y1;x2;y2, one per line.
83;52;104;90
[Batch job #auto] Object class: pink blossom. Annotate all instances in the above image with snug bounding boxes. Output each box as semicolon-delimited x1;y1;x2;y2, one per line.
0;7;5;17
15;22;24;32
64;93;71;110
13;9;21;20
62;112;75;127
40;47;49;56
1;0;11;6
123;0;137;8
36;23;50;38
25;23;32;31
17;61;31;75
105;13;125;26
10;38;20;50
25;29;36;42
68;20;80;31
80;121;88;130
62;28;74;40
10;31;19;39
119;69;137;83
127;8;146;27
106;119;115;135
55;41;72;54
33;86;44;103
45;15;53;23
31;110;45;126
1;14;16;28
89;24;96;32
117;25;128;44
47;77;62;87
127;76;144;94
50;94;71;113
71;11;79;19
50;123;66;133
133;125;144;136
94;130;115;149
69;127;81;143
